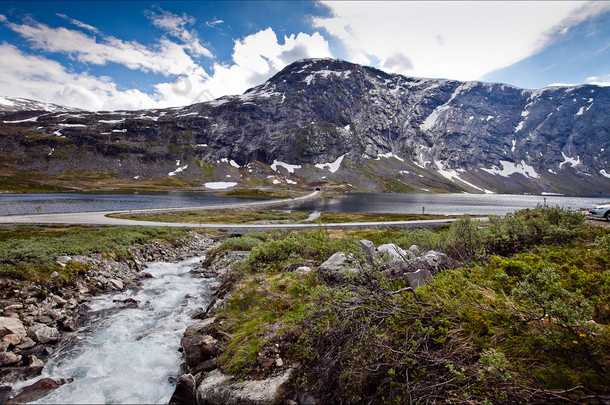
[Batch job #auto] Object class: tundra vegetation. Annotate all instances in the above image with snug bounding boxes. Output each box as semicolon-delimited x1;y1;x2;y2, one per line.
208;207;609;404
0;208;608;403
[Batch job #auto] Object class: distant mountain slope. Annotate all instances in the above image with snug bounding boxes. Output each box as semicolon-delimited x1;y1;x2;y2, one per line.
0;58;609;195
0;96;81;113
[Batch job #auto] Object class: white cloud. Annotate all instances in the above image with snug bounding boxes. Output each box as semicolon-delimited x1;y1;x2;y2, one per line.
157;28;332;104
1;14;206;77
205;19;224;28
56;13;99;33
146;8;213;58
0;42;158;110
0;25;332;110
314;1;604;81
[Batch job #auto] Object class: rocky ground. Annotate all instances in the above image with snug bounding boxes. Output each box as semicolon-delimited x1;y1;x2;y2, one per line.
0;232;216;404
170;240;454;405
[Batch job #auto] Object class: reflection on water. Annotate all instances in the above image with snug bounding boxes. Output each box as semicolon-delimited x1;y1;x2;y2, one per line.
0;192;260;216
293;193;610;216
1;192;608;217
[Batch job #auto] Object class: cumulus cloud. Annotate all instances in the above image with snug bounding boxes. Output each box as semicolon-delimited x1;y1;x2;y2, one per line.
1;13;207;77
313;1;601;81
156;29;332;105
0;42;158;110
0;20;332;110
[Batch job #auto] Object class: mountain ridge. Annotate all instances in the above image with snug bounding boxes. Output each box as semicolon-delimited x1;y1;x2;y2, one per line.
0;58;609;195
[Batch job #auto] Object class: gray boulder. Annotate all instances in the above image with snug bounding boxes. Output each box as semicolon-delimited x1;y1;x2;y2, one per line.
408;250;453;274
317;252;359;281
196;368;293;405
377;244;411;261
358;240;375;265
0;351;21;366
404;269;433;289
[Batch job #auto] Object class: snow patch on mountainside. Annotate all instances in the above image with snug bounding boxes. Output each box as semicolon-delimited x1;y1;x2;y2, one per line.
559;152;581;168
481;160;540;179
315;154;346;173
271;160;301;174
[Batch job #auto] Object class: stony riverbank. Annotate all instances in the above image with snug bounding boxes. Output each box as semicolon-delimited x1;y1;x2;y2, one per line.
0;231;216;403
170;240;454;405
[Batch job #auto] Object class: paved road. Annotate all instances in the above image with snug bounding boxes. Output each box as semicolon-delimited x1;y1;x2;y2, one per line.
0;191;472;230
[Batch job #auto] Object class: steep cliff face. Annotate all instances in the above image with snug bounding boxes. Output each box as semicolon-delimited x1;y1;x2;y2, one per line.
1;58;609;195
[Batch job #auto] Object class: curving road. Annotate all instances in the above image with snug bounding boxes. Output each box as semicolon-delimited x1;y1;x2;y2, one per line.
0;191;471;230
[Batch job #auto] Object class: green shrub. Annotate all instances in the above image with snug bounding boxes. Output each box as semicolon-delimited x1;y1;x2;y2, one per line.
220;236;263;251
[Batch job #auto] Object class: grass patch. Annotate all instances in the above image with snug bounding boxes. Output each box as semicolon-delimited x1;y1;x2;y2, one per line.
112;210;311;224
0;225;191;281
212;206;609;403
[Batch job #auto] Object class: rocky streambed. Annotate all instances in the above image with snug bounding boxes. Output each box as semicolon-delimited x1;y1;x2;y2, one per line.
0;232;216;404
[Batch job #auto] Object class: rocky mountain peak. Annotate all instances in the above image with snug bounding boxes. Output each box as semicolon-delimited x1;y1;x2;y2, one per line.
0;58;608;195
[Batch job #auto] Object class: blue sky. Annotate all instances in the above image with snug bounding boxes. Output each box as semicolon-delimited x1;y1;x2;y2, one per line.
0;1;608;110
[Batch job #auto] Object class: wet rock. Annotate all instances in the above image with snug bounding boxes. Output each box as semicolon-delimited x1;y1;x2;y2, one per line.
0;317;26;340
0;351;21;366
0;366;44;383
181;334;222;368
0;342;10;352
404;269;433;289
7;377;71;404
36;315;53;324
197;368;293;405
358;239;376;265
113;298;139;308
0;386;12;404
109;279;124;290
169;373;196;405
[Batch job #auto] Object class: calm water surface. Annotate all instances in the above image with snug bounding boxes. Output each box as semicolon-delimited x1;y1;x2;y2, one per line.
0;192;260;216
294;193;610;216
1;192;608;217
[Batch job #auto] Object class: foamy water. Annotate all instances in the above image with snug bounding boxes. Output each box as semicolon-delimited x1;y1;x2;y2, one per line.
25;256;214;404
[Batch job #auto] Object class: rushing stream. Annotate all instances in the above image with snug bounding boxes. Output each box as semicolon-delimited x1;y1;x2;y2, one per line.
24;256;214;404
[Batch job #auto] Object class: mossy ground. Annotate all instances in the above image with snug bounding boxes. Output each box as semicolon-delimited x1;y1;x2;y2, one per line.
212;207;610;403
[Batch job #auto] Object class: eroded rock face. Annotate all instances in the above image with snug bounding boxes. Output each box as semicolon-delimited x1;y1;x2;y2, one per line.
196;368;293;405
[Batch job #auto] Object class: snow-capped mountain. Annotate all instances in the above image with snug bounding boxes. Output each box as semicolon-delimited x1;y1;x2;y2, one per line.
0;96;81;113
0;58;608;195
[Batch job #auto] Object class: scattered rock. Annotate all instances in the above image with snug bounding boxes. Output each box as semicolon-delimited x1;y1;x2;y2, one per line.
2;334;21;346
109;279;124;290
358;239;376;265
0;317;26;340
15;337;35;350
7;377;71;404
0;352;21;366
196;368;293;405
31;325;60;344
169;373;197;405
182;334;222;368
377;243;411;261
404;269;433;289
317;252;360;281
